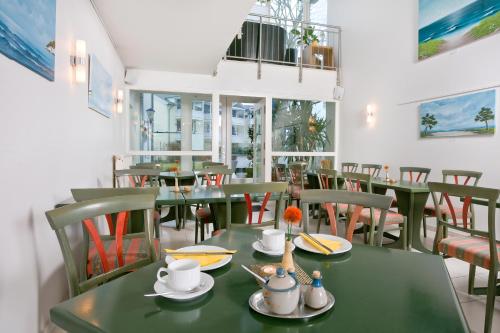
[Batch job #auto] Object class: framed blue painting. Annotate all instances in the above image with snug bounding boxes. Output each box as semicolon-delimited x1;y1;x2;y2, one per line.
88;54;113;118
419;0;500;60
419;90;496;138
0;0;56;81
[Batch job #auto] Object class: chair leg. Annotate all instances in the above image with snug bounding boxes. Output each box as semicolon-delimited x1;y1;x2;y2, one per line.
195;216;199;244
363;224;368;244
422;216;427;238
201;219;206;242
316;209;322;233
468;264;476;295
402;217;407;250
484;269;497;333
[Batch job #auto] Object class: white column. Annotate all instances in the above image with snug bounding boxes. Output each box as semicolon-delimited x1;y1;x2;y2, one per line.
212;93;220;162
181;95;193;170
264;96;273;182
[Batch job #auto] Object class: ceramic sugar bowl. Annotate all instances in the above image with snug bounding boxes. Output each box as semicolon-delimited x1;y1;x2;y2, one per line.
262;267;300;315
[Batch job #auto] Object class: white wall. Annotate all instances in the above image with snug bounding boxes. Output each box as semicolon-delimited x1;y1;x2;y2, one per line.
329;0;500;232
0;0;125;332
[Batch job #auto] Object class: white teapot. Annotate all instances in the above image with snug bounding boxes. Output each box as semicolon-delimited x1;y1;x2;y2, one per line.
262;267;300;315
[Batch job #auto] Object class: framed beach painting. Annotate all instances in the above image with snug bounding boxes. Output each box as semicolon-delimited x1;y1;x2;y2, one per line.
418;0;500;60
88;54;113;118
419;90;496;138
0;0;56;81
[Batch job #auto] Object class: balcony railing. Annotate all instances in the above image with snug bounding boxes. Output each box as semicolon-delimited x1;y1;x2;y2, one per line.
224;13;341;82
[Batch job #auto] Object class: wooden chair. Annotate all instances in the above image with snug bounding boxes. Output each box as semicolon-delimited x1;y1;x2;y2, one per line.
195;167;233;243
45;194;157;297
429;182;499;333
424;170;482;238
71;187;161;236
361;164;382;177
114;169;161;188
222;182;288;230
288;162;308;207
341;162;358;173
315;169;339;232
344;172;407;249
301;190;393;246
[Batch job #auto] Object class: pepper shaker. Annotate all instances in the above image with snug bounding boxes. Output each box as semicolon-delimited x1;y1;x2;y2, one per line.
305;271;328;309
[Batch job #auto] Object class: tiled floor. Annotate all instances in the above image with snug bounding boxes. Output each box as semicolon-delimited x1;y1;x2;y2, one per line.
159;208;500;333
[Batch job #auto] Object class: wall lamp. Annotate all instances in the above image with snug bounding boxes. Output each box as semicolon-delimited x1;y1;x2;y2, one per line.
366;104;376;126
115;89;124;114
70;39;87;83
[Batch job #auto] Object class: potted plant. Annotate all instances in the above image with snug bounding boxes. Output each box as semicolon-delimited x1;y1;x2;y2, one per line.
245;127;254;178
286;26;319;64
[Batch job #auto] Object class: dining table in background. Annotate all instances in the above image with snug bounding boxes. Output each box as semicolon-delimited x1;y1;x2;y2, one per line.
49;228;469;333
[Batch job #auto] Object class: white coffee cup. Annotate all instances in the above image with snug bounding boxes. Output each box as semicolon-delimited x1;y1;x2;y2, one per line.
157;259;201;291
262;229;285;251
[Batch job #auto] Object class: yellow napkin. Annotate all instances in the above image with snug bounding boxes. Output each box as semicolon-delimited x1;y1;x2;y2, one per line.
164;249;229;267
299;233;342;255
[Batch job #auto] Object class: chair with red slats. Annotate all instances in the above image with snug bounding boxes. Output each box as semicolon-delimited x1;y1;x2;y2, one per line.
341;162;358;173
114;168;161;188
46;193;158;297
423;170;482;238
315;169;339;233
288;161;309;208
360;163;382;177
429;182;499;333
344;172;407;249
222;182;288;230
194;166;233;243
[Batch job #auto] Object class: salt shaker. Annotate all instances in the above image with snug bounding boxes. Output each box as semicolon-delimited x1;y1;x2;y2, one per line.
305;271;328;309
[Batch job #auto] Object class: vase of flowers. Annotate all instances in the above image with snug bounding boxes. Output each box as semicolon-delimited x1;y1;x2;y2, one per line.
383;165;390;182
281;206;302;271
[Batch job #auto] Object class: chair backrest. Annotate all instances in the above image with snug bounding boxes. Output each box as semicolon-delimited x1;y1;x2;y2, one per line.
131;163;161;169
428;182;499;266
222;182;288;229
320;159;333;170
288;162;307;189
317;169;338;190
45;194;157;297
342;172;372;193
341;162;358;173
114;169;161;188
272;163;287;182
361;164;382;177
200;166;233;186
202;161;225;168
442;169;482;186
300;190;393;245
400;167;431;183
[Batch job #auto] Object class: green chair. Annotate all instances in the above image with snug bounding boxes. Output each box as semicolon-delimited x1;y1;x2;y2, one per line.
114;168;161;188
361;164;382;177
288;162;308;207
198;166;232;186
343;172;407;249
392;167;432;223
429;182;499;333
222;182;288;230
341;162;358;173
424;170;482;238
301;190;393;246
45;194;157;297
202;161;225;168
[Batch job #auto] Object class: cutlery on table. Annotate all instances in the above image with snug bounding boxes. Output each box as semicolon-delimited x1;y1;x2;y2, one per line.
302;232;335;254
241;264;268;284
165;250;237;256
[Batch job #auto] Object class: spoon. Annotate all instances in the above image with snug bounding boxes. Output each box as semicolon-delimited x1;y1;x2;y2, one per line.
241;264;267;284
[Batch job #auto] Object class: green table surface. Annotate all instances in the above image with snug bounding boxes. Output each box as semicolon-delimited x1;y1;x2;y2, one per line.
50;229;469;333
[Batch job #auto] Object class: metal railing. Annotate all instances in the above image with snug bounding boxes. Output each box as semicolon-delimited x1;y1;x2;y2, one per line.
224;13;341;82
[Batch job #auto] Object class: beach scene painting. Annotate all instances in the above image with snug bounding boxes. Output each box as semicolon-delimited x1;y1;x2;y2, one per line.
419;0;500;60
0;0;56;81
88;54;113;118
419;90;496;138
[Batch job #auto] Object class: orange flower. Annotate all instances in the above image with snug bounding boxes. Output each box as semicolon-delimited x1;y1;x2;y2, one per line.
284;206;302;225
383;165;389;171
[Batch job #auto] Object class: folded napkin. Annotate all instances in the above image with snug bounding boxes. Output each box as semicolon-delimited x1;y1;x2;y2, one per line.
299;233;342;255
164;249;229;267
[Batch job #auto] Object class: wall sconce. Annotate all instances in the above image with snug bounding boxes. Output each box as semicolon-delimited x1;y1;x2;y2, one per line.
70;39;87;83
366;104;376;125
115;89;124;114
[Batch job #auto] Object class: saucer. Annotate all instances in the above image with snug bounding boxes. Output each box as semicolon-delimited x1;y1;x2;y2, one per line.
165;245;232;271
252;241;295;256
153;272;214;301
293;234;352;255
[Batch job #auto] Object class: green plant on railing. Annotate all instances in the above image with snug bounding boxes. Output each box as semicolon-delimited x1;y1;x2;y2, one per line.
290;26;319;47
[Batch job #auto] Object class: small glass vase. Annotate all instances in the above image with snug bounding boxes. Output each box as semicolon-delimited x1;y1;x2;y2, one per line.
281;240;295;272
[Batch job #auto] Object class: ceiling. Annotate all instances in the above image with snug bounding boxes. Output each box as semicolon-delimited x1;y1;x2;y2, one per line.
92;0;255;74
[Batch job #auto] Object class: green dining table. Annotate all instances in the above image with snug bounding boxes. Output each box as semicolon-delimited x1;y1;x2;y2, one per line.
50;228;469;333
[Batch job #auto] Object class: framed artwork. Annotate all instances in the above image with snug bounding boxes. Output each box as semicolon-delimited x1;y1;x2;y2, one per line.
0;0;56;81
88;54;113;118
419;90;496;138
419;0;500;60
